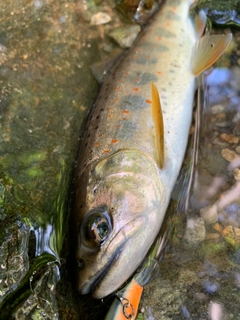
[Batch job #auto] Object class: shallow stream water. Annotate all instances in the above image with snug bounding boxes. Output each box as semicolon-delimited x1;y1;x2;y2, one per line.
0;0;240;319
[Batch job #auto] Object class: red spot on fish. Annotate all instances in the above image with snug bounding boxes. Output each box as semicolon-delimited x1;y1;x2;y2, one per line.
122;117;127;121
107;107;112;111
166;22;170;26
124;72;129;77
107;114;112;119
104;149;110;154
157;71;162;75
123;109;129;114
133;87;139;92
116;124;121;129
118;79;122;83
173;6;176;10
94;142;99;147
135;78;140;83
115;86;119;91
112;139;119;144
146;55;151;59
133;55;137;59
146;99;152;104
158;37;162;41
114;98;119;103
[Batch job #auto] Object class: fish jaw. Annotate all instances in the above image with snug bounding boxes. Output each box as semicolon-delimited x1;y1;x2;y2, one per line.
74;150;164;298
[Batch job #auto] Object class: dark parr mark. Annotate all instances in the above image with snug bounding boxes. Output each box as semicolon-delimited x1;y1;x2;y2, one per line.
155;27;176;38
128;71;158;86
134;54;158;65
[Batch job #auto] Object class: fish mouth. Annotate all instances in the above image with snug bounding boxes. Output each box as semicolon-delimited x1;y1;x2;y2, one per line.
78;216;145;298
80;240;127;297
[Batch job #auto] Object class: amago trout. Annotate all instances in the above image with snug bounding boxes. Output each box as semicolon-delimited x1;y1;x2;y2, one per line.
73;0;231;299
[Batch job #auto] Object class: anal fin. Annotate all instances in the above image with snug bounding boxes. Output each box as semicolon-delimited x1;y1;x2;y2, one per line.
191;33;232;76
151;82;164;169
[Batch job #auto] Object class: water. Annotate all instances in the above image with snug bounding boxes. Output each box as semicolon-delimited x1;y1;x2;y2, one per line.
0;0;240;319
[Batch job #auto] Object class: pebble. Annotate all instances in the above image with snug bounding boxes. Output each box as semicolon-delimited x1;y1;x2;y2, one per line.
213;223;223;233
236;146;240;153
220;133;239;144
233;168;240;181
221;148;238;162
210;104;224;114
90;12;112;25
108;25;141;48
205;233;220;240
200;204;218;224
183;217;206;246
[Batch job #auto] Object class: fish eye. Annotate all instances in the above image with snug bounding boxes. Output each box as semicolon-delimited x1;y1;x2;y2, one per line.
81;207;112;248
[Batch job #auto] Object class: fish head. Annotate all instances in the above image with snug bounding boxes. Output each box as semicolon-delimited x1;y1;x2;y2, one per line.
74;149;163;299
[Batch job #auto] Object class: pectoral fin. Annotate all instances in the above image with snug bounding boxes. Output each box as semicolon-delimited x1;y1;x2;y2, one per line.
151;82;164;169
193;10;207;38
191;33;232;76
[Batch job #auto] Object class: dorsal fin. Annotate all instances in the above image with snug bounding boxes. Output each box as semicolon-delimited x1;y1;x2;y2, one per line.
191;33;232;76
151;82;164;169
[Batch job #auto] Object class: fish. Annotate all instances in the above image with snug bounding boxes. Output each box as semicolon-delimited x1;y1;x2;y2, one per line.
72;0;232;299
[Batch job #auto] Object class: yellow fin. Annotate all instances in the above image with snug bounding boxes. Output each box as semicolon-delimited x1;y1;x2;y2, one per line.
191;33;232;76
193;10;207;38
151;82;164;169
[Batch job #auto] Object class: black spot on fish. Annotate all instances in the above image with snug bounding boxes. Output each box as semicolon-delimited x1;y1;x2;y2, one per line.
95;126;99;130
170;69;175;73
118;95;146;110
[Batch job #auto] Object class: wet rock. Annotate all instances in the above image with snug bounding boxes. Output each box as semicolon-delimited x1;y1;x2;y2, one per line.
108;25;141;48
222;226;240;248
221;148;238;162
139;279;187;320
200;204;218;224
220;133;239;144
183;217;206;246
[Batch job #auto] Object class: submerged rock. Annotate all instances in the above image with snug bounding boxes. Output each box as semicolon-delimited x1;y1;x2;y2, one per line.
183;217;206;246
